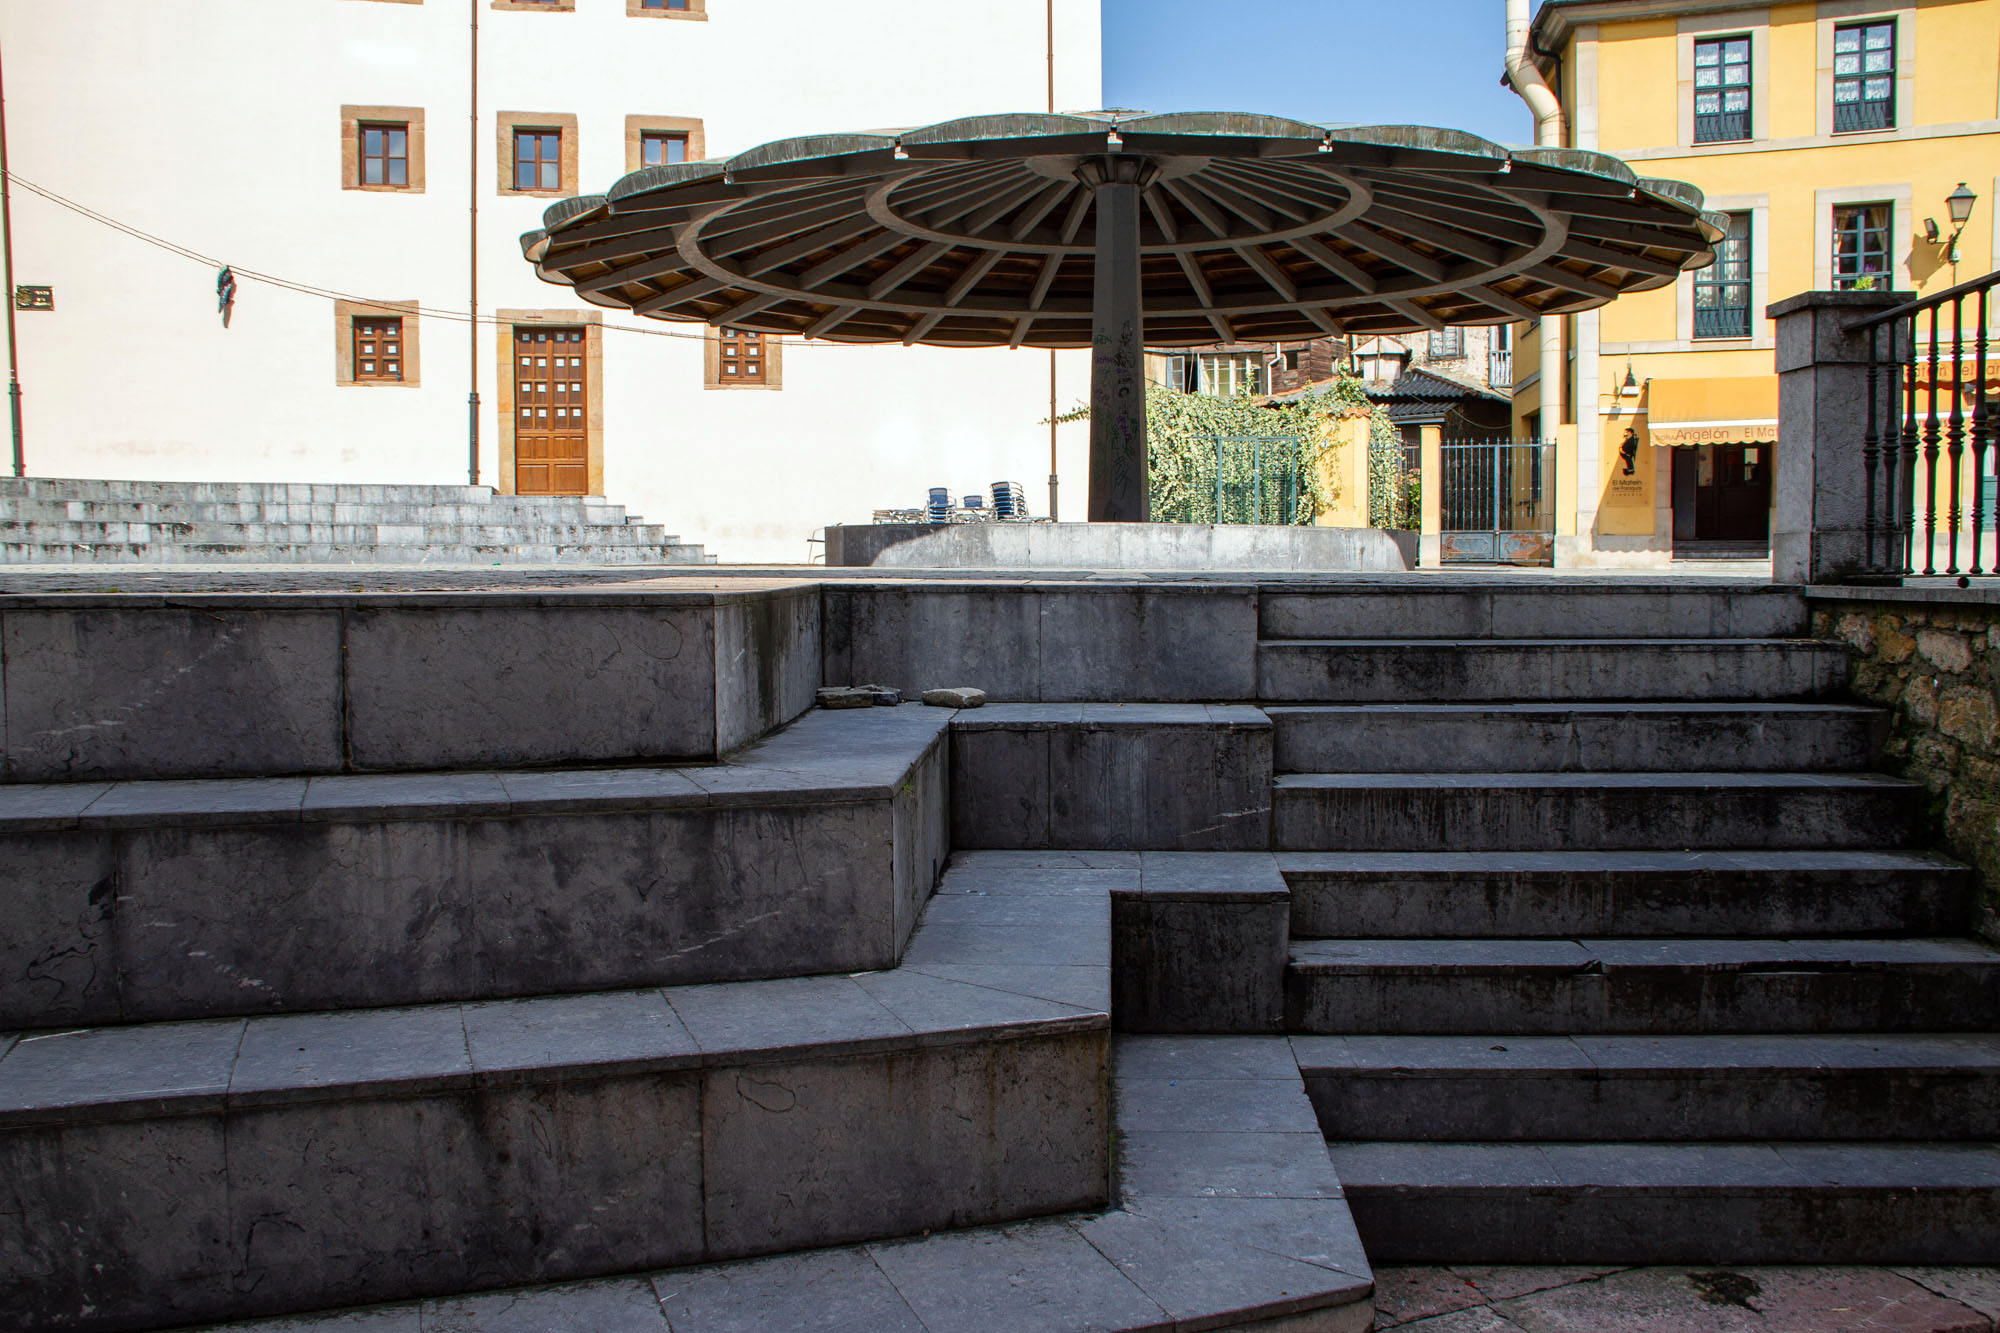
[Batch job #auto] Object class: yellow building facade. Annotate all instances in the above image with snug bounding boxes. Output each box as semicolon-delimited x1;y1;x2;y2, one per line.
1517;0;2000;565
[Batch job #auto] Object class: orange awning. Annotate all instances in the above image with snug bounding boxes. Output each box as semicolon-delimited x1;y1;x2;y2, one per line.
1645;376;1779;448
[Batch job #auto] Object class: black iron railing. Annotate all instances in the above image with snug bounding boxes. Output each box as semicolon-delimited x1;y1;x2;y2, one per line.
1849;268;1999;578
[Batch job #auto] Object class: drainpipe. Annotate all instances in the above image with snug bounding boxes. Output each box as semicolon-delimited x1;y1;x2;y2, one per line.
1504;0;1563;444
0;33;23;477
467;0;481;487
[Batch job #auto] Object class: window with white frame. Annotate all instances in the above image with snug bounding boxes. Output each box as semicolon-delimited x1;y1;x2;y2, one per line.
1197;353;1263;397
1693;35;1752;143
1694;212;1752;338
1831;203;1892;289
1833;21;1896;132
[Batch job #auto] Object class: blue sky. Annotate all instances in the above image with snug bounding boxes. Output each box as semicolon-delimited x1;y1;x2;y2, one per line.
1101;0;1538;146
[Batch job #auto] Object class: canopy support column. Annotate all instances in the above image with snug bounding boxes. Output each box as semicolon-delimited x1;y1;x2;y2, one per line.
1079;156;1157;522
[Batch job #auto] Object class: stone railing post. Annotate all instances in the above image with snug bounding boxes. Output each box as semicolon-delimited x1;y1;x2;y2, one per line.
1769;289;1910;584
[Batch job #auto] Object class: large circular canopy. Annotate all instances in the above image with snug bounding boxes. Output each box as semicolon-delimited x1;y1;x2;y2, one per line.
522;111;1725;349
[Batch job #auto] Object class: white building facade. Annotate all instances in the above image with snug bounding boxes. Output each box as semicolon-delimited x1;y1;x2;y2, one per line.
0;0;1102;562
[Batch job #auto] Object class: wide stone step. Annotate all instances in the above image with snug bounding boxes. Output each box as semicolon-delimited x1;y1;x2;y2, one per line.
1257;639;1850;703
1278;850;1973;938
1;584;805;783
950;704;1273;851
0;500;635;527
0;705;946;1028
1268;702;1885;774
0;541;708;565
0;863;1114;1332
1273;771;1924;852
1328;1139;2000;1264
1295;1034;2000;1141
1259;582;1806;641
0;521;678;546
169;1032;1374;1333
1285;937;2000;1034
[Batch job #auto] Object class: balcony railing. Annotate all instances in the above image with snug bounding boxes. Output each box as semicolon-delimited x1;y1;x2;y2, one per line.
1847;267;1999;577
1694;304;1752;339
1487;348;1513;390
1693;110;1750;143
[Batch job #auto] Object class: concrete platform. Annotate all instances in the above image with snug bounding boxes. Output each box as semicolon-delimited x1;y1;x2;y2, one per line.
0;853;1118;1331
0;585;819;781
0;706;950;1027
845;520;1417;572
182;1034;1374;1333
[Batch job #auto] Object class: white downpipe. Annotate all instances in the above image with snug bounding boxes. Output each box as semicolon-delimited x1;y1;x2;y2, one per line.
1505;0;1565;458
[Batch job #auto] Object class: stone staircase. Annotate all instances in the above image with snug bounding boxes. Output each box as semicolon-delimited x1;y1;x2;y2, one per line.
2;574;1997;1330
1258;582;2000;1265
0;477;713;564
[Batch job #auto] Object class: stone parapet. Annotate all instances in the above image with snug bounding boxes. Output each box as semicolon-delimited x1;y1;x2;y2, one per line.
1811;590;2000;941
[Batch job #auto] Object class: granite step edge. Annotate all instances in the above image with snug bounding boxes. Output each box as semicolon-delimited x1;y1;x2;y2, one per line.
0;871;1113;1130
183;1035;1376;1333
0;706;954;832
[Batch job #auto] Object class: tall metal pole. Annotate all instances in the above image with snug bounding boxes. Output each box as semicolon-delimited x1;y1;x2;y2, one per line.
0;34;24;477
1080;155;1153;522
467;0;481;486
1044;0;1058;520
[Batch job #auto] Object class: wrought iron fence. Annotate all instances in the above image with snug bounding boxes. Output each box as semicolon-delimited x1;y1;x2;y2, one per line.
1441;437;1557;565
1150;432;1309;525
1369;430;1421;530
1848;268;1998;578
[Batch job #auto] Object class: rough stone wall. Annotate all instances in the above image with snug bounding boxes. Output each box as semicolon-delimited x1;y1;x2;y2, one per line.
1816;598;2000;940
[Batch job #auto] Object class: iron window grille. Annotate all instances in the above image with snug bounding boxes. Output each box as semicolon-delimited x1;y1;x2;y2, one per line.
359;123;408;187
1832;203;1893;290
1833;21;1896;132
1693;36;1752;143
353;318;404;382
514;129;562;192
1694;211;1752;338
641;132;688;167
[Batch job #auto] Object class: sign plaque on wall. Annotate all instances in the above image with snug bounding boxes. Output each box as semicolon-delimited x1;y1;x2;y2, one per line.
13;286;52;311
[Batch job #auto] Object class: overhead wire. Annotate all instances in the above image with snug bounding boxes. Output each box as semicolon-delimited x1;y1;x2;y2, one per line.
1;167;912;349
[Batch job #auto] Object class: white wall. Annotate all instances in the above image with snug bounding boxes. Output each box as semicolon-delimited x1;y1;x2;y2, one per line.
0;0;1101;562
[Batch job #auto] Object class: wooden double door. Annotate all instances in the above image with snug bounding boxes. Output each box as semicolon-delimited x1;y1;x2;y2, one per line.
1672;444;1771;545
514;326;588;495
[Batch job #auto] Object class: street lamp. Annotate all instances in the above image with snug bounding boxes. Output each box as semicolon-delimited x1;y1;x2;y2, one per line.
1944;182;1978;267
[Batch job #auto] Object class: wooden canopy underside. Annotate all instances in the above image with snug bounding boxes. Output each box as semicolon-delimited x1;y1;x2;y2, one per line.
522;113;1724;349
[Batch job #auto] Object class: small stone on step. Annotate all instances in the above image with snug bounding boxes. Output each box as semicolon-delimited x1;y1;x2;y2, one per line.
817;686;877;710
922;687;987;708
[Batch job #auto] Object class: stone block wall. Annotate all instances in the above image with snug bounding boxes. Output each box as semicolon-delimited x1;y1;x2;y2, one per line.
1813;592;2000;939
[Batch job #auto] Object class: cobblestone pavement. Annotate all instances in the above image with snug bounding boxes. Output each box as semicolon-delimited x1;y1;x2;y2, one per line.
1372;1266;2000;1331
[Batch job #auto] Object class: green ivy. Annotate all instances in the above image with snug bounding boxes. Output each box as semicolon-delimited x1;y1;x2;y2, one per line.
1052;376;1402;526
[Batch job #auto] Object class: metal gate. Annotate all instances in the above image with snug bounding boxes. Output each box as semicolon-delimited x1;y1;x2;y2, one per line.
1441;438;1556;565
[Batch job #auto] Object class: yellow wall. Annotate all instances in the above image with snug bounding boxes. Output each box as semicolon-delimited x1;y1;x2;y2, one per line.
1519;0;2000;550
1596;19;1679;147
